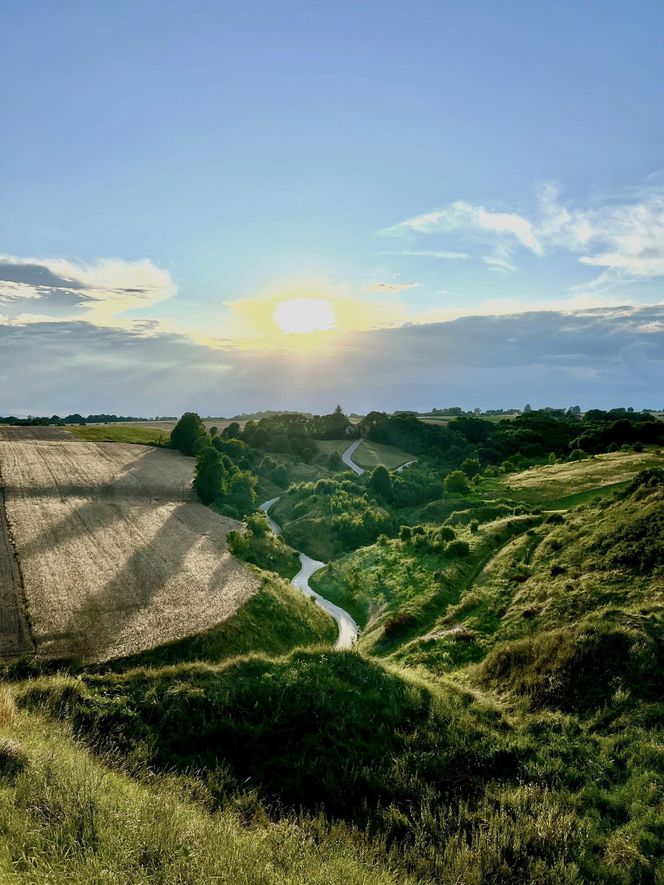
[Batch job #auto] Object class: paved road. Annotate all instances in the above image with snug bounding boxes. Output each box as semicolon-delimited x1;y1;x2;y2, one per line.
395;460;417;473
341;439;364;475
259;498;359;650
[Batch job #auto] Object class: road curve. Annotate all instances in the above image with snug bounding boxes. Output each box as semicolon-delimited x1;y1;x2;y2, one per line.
259;498;359;650
395;460;417;473
341;438;364;475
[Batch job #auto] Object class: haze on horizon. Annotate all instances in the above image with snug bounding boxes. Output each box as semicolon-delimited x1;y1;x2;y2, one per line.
1;0;663;416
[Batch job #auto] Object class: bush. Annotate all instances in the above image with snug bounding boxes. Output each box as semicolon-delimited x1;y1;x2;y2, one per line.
445;539;470;557
444;471;471;496
461;457;481;479
479;621;663;712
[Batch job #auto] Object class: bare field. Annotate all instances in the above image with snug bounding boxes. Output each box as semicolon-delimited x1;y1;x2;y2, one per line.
0;430;259;661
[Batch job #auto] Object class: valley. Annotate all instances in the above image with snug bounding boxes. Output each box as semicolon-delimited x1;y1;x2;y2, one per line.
0;406;662;883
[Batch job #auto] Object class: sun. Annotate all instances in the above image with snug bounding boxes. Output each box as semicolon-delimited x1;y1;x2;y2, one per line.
273;297;336;334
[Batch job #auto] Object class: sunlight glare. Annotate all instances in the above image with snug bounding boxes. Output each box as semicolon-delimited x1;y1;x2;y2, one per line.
273;298;336;334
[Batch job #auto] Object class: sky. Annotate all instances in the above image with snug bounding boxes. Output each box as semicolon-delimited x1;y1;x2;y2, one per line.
1;0;664;415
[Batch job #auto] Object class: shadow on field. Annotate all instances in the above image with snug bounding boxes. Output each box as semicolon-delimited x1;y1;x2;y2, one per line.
2;438;248;660
10;448;195;562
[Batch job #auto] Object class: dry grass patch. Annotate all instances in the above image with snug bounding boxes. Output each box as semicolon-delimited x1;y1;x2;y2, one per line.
504;450;664;506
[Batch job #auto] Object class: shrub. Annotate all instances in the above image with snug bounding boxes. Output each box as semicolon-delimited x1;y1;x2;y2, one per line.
469;519;479;534
444;471;471;496
461;457;481;479
479;621;663;712
381;610;418;642
445;539;470;558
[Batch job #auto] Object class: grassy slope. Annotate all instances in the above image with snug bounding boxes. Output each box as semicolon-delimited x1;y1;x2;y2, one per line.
270;494;341;561
18;651;514;823
499;449;664;508
351;440;415;471
0;693;403;884
312;515;539;660
315;439;415;470
64;424;170;445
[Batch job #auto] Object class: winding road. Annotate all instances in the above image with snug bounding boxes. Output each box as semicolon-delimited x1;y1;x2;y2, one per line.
259;442;362;650
258;441;416;649
341;438;364;475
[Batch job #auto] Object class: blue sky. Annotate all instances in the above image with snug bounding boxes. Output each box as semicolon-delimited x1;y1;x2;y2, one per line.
1;1;664;413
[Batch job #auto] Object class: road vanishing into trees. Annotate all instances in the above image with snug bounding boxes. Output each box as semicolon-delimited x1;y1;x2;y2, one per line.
259;441;362;650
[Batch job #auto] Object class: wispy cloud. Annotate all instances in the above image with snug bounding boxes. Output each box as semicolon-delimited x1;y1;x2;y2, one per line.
379;200;543;254
364;280;422;294
377;182;664;290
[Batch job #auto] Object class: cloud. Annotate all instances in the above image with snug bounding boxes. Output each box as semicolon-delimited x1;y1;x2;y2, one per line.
0;254;175;328
378;182;664;289
380;200;543;254
364;281;422;294
2;305;663;416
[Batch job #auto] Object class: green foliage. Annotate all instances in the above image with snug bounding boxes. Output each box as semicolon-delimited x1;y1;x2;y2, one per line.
445;539;470;557
327;450;343;471
228;514;300;579
461;457;482;479
444;470;471;495
193;445;226;504
368;465;393;501
170;412;207;455
568;448;588;461
193;444;257;517
479;619;662;712
21;651;515;824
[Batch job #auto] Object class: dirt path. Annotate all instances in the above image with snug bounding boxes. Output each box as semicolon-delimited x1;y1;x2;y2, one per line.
0;471;35;656
259;499;359;650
